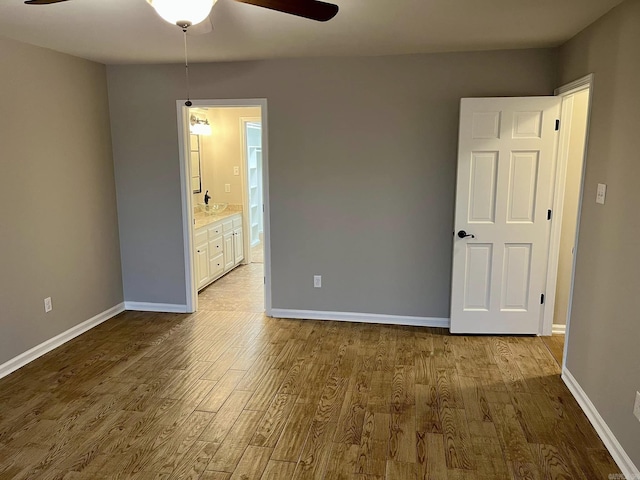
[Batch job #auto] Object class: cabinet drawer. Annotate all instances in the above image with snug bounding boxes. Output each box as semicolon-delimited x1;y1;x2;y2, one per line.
222;220;234;232
208;223;223;239
209;237;223;256
209;253;224;279
194;229;207;246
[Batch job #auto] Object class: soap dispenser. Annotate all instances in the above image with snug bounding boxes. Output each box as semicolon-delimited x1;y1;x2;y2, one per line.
204;190;211;205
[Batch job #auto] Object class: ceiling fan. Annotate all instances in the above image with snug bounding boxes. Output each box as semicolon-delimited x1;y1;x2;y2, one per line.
23;0;340;23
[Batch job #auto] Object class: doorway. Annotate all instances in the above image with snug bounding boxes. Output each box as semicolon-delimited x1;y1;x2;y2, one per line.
241;119;264;265
544;76;593;367
449;76;593;340
177;99;271;315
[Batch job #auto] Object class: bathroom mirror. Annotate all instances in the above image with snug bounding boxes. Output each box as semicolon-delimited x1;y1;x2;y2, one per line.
190;134;202;194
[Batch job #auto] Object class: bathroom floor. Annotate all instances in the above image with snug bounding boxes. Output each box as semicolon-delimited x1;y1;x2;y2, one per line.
198;263;265;313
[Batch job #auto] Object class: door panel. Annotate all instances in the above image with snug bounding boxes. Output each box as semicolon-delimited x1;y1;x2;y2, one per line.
451;97;560;334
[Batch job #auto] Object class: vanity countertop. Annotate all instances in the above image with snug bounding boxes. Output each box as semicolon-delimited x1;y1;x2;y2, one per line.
194;210;241;229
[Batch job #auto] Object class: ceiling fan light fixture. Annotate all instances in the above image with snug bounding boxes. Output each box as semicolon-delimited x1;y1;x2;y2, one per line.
147;0;217;27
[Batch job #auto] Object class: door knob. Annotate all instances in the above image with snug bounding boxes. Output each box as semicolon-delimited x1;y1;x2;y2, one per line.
457;230;475;239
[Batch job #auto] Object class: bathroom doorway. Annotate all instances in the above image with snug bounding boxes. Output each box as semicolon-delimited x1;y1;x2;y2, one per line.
177;99;271;315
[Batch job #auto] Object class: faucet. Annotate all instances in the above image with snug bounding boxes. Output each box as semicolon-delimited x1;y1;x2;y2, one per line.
204;190;211;205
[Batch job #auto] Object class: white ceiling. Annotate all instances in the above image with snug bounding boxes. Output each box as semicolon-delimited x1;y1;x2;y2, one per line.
0;0;624;65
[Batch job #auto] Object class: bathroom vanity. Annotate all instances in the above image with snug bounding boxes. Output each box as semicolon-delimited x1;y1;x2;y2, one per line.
194;211;244;291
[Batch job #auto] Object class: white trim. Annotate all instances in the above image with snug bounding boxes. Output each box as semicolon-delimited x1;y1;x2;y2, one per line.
124;302;188;313
177;99;272;317
562;368;640;479
0;303;125;380
554;73;594;96
270;309;450;328
177;103;197;314
552;323;566;335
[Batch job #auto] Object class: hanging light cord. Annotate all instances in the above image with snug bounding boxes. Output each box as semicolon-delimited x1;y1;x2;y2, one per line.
183;28;192;107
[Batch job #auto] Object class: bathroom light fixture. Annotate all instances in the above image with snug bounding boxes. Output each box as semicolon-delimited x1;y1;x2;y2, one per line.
146;0;217;28
190;115;212;136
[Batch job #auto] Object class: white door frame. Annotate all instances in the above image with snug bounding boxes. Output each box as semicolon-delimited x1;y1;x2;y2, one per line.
540;74;594;336
176;98;272;315
240;116;262;264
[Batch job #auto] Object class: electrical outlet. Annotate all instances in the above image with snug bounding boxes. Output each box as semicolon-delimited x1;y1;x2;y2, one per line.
634;392;640;422
225;184;231;193
596;183;607;205
314;275;322;288
44;297;52;313
233;166;240;176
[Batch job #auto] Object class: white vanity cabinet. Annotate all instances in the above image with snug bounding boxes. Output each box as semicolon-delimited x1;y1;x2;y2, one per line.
195;213;244;291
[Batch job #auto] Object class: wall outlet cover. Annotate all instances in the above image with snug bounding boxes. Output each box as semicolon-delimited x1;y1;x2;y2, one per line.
233;166;240;176
634;391;640;422
225;184;231;193
314;275;322;288
44;297;52;313
596;183;607;205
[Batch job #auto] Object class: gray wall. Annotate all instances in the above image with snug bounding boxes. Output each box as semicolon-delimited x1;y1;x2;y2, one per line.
107;49;557;315
559;0;640;466
0;36;123;365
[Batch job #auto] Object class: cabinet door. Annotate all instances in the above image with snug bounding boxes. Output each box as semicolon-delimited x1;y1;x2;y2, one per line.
196;243;210;289
234;227;244;265
223;233;234;272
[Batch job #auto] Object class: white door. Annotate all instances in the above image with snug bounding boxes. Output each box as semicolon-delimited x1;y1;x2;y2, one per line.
450;97;561;334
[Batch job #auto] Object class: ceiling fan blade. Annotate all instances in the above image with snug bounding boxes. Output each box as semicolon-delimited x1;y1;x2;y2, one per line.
234;0;338;22
24;0;69;4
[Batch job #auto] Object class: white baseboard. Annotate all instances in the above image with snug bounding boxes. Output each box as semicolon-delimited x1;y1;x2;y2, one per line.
0;302;126;381
270;309;450;328
562;368;640;479
552;323;567;334
124;302;188;313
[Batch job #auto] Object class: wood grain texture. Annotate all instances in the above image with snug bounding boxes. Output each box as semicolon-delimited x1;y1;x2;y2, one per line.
0;265;621;479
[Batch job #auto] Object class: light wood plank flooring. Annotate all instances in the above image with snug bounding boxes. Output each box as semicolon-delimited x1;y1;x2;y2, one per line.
0;264;620;479
541;334;565;367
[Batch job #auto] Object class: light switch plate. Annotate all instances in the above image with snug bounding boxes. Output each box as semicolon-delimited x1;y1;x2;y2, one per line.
233;166;240;176
634;391;640;422
225;184;231;193
596;183;607;205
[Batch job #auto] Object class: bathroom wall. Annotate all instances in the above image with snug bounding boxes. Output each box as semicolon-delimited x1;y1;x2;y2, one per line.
201;107;262;206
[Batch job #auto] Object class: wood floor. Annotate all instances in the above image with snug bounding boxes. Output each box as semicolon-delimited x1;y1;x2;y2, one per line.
541;334;565;367
0;265;620;479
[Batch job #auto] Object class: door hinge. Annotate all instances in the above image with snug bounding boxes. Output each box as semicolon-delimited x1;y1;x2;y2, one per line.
547;209;552;220
541;294;545;304
555;119;560;131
